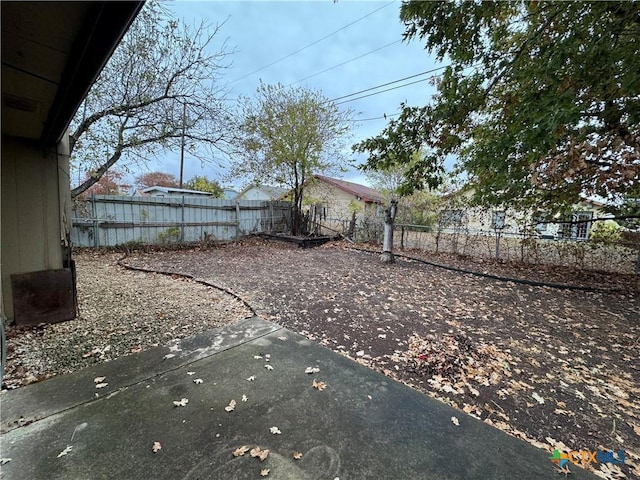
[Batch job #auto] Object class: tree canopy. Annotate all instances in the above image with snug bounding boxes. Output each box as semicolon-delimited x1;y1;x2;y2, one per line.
184;175;224;197
354;1;640;212
81;170;129;197
135;171;179;189
230;82;353;234
69;1;233;198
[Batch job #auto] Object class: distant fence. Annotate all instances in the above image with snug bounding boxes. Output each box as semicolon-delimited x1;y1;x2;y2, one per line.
351;220;639;274
72;195;290;247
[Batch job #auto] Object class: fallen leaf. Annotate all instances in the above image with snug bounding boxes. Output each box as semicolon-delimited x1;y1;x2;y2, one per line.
152;442;162;453
312;379;327;391
0;458;12;465
193;378;203;384
264;365;274;371
451;416;460;426
163;353;176;360
232;445;250;457
269;426;282;435
254;355;263;360
242;394;248;402
95;383;108;389
250;446;270;461
247;376;256;381
532;392;545;405
225;399;237;412
168;344;181;352
260;469;270;477
305;367;320;374
57;445;73;458
278;336;288;341
130;345;143;353
356;350;365;357
93;376;106;383
553;409;574;416
186;371;196;376
173;398;189;407
293;452;303;460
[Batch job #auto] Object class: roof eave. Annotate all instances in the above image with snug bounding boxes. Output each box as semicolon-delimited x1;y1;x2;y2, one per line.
40;1;144;146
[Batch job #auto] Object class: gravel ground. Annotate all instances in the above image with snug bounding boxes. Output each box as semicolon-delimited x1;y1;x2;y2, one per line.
3;240;639;479
2;251;252;389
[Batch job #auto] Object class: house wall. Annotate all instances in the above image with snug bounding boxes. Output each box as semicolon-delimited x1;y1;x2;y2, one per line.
237;188;273;201
1;135;72;322
304;180;380;234
441;190;609;240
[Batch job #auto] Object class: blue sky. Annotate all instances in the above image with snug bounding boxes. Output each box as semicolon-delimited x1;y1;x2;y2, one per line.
155;0;443;190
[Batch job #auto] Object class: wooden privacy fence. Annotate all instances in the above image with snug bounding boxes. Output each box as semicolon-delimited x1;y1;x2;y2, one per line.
72;195;291;247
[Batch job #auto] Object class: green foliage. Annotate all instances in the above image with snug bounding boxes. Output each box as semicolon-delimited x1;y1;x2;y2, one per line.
69;1;232;198
157;226;181;244
589;222;622;244
230;82;353;234
347;200;363;213
354;2;640;212
184;175;223;197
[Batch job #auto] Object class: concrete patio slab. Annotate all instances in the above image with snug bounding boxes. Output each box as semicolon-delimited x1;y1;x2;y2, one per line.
1;318;597;479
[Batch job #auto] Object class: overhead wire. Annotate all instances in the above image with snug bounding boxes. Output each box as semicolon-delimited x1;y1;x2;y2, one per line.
286;39;402;87
327;65;449;103
353;112;401;122
230;0;396;84
334;74;439;105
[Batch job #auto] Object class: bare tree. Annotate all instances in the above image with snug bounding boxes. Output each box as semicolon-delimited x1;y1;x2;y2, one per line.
230;82;353;235
69;1;234;198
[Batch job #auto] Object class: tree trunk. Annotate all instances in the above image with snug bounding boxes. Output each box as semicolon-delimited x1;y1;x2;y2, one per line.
381;199;398;263
347;211;357;239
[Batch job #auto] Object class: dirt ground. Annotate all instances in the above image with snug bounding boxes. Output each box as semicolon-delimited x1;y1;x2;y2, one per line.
123;239;640;479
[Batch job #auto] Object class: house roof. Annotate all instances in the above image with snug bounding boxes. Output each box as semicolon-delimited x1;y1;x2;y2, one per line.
313;175;385;204
142;186;212;196
237;185;289;200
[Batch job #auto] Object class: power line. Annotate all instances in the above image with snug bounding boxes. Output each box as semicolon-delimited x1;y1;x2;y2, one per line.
230;0;396;84
334;75;439;105
353;112;401;122
327;65;449;103
287;39;402;87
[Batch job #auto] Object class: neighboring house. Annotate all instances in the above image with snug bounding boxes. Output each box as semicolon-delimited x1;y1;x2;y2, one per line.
141;186;213;198
236;185;289;201
302;175;386;234
223;188;238;200
439;190;614;240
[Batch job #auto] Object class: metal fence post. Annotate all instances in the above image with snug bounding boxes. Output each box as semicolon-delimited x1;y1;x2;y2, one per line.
235;201;241;241
181;196;185;243
91;194;98;248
